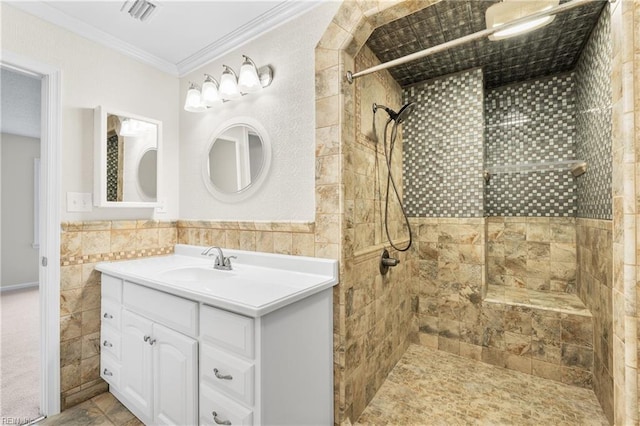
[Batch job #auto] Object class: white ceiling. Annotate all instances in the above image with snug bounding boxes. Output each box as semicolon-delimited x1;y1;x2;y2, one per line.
0;68;41;139
9;0;322;76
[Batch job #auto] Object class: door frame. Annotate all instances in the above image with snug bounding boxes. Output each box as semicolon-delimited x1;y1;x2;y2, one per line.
1;50;62;416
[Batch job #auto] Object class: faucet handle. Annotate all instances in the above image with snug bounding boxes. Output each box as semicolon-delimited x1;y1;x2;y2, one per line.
223;256;237;267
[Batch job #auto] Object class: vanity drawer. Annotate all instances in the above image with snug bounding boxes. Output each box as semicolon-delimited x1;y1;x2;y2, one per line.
100;325;121;360
201;305;254;359
123;282;198;337
201;344;254;406
101;275;122;303
101;300;122;330
101;353;120;390
200;385;253;426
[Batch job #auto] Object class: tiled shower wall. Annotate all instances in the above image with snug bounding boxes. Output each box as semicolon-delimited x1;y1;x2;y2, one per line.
484;75;578;217
402;68;485;218
577;218;614;421
575;7;612;220
337;44;416;421
574;7;614;423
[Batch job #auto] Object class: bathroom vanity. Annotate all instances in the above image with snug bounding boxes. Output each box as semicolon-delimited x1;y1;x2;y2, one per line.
96;244;338;425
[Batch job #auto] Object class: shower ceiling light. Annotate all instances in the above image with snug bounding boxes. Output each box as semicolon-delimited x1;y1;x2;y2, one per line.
184;55;274;113
486;0;559;41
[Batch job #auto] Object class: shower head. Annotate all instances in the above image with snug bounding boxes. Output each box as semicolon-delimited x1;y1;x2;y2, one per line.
372;102;416;124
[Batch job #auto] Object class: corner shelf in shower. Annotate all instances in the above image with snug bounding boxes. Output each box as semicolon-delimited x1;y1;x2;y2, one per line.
484;160;587;182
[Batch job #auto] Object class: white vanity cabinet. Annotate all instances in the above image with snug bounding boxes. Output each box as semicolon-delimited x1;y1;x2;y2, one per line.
102;279;198;426
97;245;338;426
199;289;334;426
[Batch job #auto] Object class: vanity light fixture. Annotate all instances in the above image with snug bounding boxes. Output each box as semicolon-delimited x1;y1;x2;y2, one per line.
201;74;221;106
183;55;274;112
238;55;263;93
184;82;207;113
486;0;559;41
219;65;242;100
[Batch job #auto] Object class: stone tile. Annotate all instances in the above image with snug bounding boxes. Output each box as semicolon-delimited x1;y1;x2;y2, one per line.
38;399;114;425
91;392;136;425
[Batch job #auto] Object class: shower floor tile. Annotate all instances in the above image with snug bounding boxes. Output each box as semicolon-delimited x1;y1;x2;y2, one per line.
355;344;608;425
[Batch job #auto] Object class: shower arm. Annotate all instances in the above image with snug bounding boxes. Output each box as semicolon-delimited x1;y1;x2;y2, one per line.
346;0;599;84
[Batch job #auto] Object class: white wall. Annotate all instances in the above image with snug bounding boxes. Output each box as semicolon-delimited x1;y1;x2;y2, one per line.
1;133;39;287
1;4;180;221
179;2;339;221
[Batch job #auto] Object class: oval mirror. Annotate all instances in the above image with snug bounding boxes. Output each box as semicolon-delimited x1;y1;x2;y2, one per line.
137;148;157;199
203;119;271;202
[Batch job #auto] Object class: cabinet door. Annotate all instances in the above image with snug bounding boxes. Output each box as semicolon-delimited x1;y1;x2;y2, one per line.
121;309;154;420
153;322;198;426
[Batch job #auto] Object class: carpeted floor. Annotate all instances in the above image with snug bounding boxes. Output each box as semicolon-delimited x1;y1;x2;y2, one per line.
1;286;41;424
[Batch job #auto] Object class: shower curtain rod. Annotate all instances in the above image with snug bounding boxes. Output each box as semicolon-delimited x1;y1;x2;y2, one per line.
346;0;600;84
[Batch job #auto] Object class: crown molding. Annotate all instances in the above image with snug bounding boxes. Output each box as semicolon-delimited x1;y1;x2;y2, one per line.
8;1;180;76
9;0;322;78
175;1;323;77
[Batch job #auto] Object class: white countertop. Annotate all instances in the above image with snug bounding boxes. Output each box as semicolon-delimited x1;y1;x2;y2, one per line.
96;244;339;317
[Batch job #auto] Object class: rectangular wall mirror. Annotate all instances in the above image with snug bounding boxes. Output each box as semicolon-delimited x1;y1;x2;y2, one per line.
94;106;162;208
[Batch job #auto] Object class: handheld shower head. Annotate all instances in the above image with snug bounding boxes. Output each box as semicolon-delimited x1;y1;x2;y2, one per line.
372;102;416;124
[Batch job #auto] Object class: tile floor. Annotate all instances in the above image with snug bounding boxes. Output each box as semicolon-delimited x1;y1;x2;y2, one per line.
356;344;609;425
35;393;140;426
37;344;609;426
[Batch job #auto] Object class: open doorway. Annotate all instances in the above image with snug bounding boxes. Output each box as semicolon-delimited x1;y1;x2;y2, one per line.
0;67;42;424
0;52;61;423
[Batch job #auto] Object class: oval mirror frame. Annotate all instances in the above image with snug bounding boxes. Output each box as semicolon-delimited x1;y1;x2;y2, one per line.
202;117;272;203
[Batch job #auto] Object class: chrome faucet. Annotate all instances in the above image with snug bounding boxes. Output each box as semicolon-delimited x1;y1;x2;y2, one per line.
201;246;236;271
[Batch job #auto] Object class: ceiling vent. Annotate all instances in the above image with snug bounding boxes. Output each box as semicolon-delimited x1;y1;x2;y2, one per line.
121;0;158;22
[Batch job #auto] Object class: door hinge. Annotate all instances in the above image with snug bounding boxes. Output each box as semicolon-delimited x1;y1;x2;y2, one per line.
41;256;48;267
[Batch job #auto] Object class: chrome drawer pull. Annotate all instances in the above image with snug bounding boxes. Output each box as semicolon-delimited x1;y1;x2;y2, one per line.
103;313;113;319
103;340;113;347
213;368;233;380
103;368;113;376
212;411;231;425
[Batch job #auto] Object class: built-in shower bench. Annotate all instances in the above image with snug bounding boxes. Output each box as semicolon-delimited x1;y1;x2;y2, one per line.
484;284;591;317
481;284;594;387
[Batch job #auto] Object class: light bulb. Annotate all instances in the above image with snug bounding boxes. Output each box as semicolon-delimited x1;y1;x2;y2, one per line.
219;65;241;100
238;56;262;93
201;74;221;106
492;16;554;39
184;83;206;112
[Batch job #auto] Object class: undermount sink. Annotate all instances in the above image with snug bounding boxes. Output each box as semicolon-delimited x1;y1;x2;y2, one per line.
158;266;236;282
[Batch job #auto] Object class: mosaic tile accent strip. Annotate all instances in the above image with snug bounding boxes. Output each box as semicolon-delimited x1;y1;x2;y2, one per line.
403;68;485;217
575;7;612;220
484;74;578;217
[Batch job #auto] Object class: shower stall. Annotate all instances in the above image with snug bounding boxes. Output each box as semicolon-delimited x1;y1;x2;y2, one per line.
317;0;635;424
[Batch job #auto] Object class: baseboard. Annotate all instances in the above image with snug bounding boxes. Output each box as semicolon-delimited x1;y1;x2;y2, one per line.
0;281;39;293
